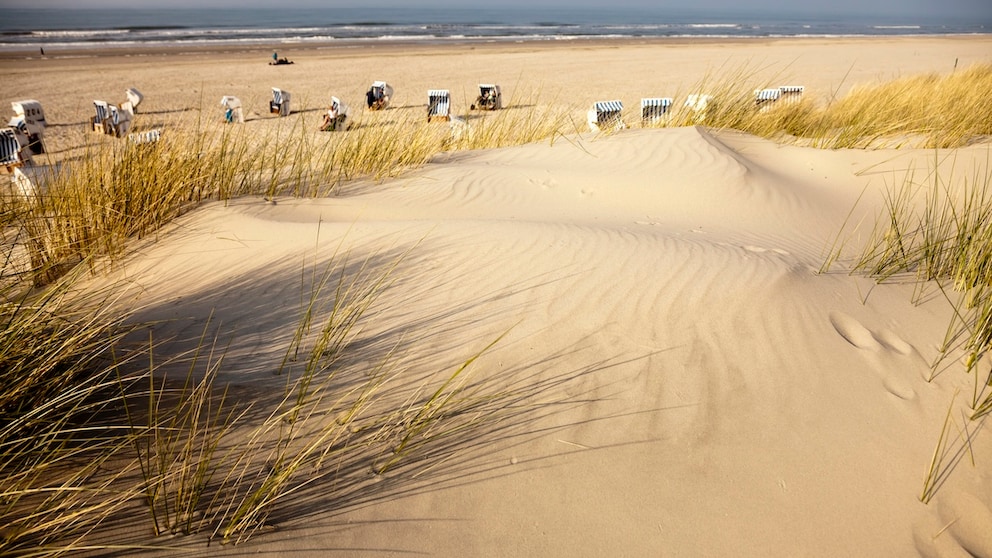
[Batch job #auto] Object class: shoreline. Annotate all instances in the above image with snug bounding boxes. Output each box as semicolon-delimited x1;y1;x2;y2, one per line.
1;33;987;61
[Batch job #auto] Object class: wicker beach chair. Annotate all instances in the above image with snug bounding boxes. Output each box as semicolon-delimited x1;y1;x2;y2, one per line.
220;96;244;123
754;88;782;111
587;100;625;132
107;104;133;137
1;127;30;169
471;84;502;110
128;129;162;145
427;89;451;122
321;96;351;131
270;88;291;116
92;100;113;133
124;87;144;114
684;94;713;123
779;85;804;105
641;97;673;124
366;81;393;111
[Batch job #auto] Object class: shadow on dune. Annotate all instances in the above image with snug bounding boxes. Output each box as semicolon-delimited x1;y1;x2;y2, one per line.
93;229;676;554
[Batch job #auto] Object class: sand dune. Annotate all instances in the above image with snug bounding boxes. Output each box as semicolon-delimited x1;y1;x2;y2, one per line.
3;37;992;556
80;125;990;556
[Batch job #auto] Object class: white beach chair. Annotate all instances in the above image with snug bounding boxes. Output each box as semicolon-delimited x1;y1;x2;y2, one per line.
11;100;46;154
587;100;625;132
220;95;244;123
321;96;350;131
779;85;804;105
366;81;393;111
641;97;673;124
270;88;291;117
684;94;713;123
124;88;144;113
427;89;451;122
92;100;113;133
471;84;502;110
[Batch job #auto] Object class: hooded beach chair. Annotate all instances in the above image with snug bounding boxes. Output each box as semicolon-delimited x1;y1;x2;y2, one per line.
10;100;47;155
427;90;451;122
779;85;804;105
124;87;143;114
366;81;393;111
641;97;673;124
12;100;46;150
321;96;351;131
270;88;291;116
92;100;113;133
471;84;502;110
684;94;713;123
220;95;244;123
7;117;41;158
1;127;30;169
107;104;132;137
754;88;782;110
128;129;162;145
587;100;624;132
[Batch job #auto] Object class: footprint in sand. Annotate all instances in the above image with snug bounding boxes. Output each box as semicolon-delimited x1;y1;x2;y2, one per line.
829;312;881;351
829;312;918;400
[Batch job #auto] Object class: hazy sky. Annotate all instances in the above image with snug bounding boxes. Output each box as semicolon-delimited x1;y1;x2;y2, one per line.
2;0;989;19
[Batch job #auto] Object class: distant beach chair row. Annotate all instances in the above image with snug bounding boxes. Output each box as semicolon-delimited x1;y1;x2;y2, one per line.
222;82;503;132
91;88;160;144
754;85;805;111
587;86;803;131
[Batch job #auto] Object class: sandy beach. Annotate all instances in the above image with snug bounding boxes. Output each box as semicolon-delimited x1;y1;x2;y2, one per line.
4;36;992;556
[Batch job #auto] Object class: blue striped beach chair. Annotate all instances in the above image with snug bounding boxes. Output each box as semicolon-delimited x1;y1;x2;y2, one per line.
92;100;112;133
107;104;133;137
641;97;673;124
754;88;782;110
220;96;244;123
427;89;451;121
587;100;624;132
471;84;502;110
1;127;29;168
366;81;393;110
270;87;291;116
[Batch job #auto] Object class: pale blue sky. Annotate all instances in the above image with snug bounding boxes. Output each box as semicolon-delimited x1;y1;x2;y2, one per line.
1;0;989;19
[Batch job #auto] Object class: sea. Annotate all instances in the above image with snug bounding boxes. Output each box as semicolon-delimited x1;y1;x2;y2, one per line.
1;7;990;52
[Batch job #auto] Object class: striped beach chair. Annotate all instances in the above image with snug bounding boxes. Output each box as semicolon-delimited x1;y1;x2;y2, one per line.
270;88;291;116
427;89;451;121
1;127;30;168
641;97;673;124
107;104;133;137
587;100;624;132
92;100;112;133
471;84;502;110
128;129;162;145
779;85;804;105
220;95;244;123
754;88;782;110
366;81;393;110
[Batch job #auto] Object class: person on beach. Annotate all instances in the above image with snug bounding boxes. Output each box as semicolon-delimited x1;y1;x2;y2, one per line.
272;51;278;63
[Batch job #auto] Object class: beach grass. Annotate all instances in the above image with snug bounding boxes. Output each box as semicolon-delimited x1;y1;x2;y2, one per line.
3;63;992;552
